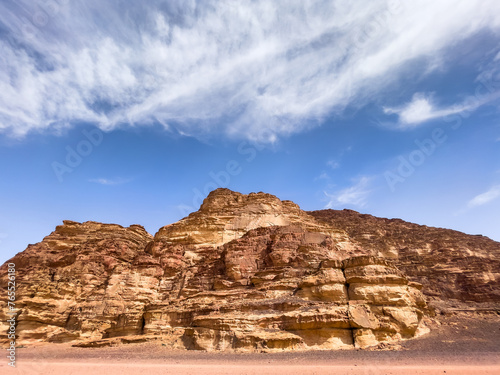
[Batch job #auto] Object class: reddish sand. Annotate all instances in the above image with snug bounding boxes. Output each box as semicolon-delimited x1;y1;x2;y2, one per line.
2;360;499;375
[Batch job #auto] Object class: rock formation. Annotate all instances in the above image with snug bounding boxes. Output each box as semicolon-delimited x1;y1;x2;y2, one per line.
308;209;500;307
0;188;498;351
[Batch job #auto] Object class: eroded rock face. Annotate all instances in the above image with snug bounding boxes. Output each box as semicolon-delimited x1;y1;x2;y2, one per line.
169;252;427;351
0;221;154;344
155;189;357;251
0;188;497;351
308;209;500;306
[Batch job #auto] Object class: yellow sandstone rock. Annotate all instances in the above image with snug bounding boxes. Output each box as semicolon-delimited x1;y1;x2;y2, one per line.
1;188;498;351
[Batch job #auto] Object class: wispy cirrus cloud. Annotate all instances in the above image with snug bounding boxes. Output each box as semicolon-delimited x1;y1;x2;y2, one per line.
315;172;330;181
383;91;500;128
324;176;372;209
467;184;500;208
327;160;340;169
1;1;500;141
89;177;131;186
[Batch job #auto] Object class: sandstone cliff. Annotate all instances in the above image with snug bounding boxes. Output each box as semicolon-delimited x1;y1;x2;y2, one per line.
308;209;500;308
0;188;498;351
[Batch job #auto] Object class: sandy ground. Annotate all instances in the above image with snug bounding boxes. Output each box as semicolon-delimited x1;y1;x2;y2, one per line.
2;313;499;374
2;362;500;375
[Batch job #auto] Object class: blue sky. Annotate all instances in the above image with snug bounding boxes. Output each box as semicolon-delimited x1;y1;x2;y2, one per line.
1;0;500;263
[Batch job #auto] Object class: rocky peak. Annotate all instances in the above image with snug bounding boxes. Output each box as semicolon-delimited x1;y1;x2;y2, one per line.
199;188;300;214
45;220;152;250
198;188;244;212
155;188;352;249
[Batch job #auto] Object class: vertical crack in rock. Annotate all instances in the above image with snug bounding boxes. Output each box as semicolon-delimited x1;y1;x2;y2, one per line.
138;313;146;335
341;262;356;347
177;271;187;299
64;312;73;330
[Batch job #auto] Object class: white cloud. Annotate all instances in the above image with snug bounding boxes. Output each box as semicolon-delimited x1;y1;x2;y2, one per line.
467;185;500;208
324;176;371;208
327;160;340;169
1;1;500;140
383;91;500;128
89;177;130;186
317;172;329;180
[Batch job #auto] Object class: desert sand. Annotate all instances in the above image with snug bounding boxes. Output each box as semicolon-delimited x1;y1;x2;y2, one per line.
2;362;499;375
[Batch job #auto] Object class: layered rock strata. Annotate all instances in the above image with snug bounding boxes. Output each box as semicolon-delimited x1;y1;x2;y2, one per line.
308;209;500;306
0;220;427;350
1;188;498;350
